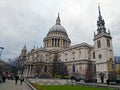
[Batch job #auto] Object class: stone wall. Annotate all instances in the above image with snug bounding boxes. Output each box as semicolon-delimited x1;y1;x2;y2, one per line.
28;78;73;85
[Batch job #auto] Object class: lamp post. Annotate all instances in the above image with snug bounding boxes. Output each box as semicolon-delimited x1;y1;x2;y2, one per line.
0;47;4;59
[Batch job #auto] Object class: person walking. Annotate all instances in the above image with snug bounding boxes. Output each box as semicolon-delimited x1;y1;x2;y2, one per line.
106;79;109;86
15;74;19;85
1;72;6;82
20;75;24;85
2;75;6;82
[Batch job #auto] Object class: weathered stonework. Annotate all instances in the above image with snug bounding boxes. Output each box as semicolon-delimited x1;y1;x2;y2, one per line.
19;6;115;83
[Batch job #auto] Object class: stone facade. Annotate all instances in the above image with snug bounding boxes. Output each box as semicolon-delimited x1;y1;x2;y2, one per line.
19;6;115;83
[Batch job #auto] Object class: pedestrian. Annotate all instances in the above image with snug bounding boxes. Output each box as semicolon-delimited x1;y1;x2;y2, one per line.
15;74;19;85
20;75;24;85
106;79;109;85
2;75;6;82
2;72;6;82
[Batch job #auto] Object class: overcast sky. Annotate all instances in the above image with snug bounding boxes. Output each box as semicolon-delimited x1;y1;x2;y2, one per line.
0;0;120;61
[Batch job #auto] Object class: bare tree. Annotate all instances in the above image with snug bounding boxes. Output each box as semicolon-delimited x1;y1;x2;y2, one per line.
58;62;68;77
117;66;120;79
6;57;21;76
85;61;94;82
0;60;5;74
52;53;68;78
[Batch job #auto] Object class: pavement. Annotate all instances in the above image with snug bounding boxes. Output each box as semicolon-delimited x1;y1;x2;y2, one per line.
75;82;120;89
1;79;119;90
0;80;32;90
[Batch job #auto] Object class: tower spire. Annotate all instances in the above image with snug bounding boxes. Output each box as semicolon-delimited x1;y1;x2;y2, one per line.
97;4;106;33
56;13;61;25
98;4;102;20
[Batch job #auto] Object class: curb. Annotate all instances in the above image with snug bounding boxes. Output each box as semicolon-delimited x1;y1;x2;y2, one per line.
75;82;120;90
25;81;37;90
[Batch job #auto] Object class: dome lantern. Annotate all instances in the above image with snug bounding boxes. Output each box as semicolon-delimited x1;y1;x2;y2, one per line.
56;13;61;25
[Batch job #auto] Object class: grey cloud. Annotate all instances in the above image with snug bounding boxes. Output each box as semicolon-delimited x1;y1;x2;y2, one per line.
0;0;120;60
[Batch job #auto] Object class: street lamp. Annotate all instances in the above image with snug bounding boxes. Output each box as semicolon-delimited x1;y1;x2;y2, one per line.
0;47;4;58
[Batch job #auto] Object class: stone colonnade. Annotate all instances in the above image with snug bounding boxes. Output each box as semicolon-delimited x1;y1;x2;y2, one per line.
45;38;69;47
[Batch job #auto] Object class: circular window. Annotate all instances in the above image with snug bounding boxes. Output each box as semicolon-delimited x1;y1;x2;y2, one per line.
98;54;102;59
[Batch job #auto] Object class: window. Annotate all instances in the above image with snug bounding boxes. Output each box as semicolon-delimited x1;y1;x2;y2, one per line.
97;40;101;48
107;39;110;47
44;65;47;72
93;52;95;59
31;65;33;71
65;59;67;61
73;64;75;72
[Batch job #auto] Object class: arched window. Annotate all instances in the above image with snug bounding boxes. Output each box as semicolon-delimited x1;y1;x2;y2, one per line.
107;39;110;47
97;40;101;48
93;52;95;59
44;65;47;72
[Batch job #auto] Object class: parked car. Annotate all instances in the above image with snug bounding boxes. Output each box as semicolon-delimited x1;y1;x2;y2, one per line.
70;76;81;82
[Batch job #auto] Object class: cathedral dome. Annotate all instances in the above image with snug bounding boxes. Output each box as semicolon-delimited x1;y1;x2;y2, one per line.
49;25;67;34
43;13;71;50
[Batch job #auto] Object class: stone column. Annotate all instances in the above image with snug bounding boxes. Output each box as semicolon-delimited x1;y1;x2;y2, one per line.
29;65;32;77
47;40;48;47
61;40;63;47
79;50;81;60
63;40;65;47
50;39;52;46
58;39;59;46
26;65;29;77
44;41;46;47
52;39;53;46
46;41;47;47
64;40;65;47
48;39;49;46
66;42;68;47
27;65;29;77
56;39;58;46
59;39;61;47
53;39;55;46
55;39;56;46
49;39;51;46
60;39;62;47
65;40;67;47
46;40;47;47
66;41;67;47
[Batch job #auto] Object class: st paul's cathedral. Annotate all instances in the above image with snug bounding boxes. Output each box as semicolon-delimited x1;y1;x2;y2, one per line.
19;6;115;83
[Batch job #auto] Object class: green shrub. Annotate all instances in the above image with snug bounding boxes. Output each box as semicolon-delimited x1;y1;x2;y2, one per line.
63;76;70;79
55;74;62;79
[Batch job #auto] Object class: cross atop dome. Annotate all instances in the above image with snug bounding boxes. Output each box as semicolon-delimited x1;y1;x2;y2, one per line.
56;13;61;25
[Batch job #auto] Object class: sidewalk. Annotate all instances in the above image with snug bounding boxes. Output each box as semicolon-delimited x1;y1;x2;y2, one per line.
75;82;120;89
0;80;32;90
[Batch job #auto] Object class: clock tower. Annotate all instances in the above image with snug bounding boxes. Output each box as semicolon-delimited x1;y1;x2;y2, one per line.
94;5;114;83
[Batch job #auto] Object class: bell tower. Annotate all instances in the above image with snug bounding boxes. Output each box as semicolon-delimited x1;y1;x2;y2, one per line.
94;5;114;83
